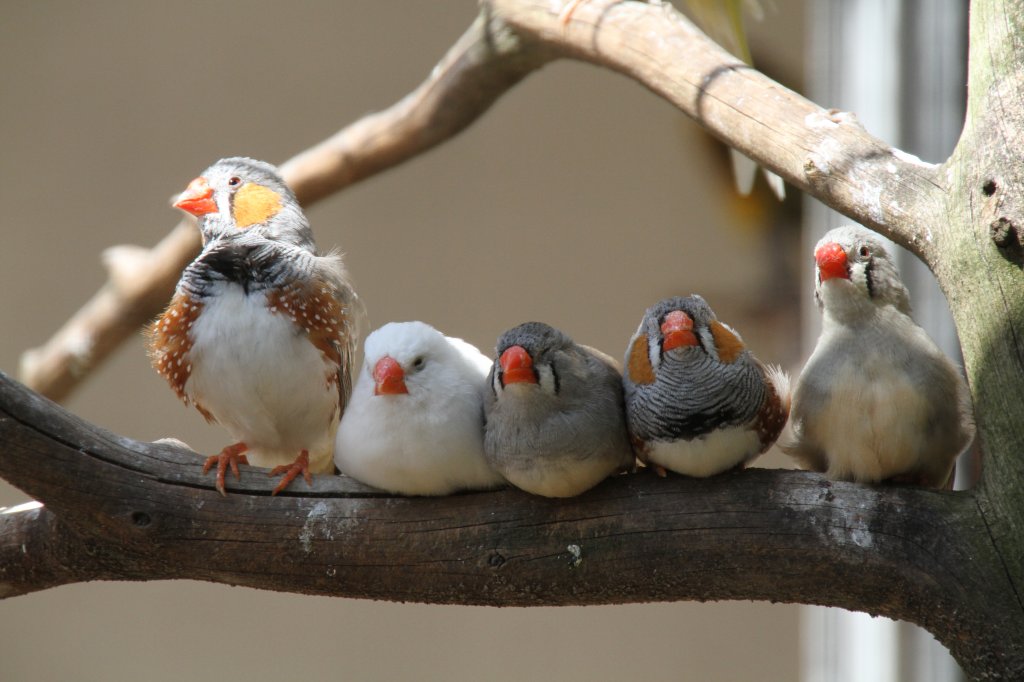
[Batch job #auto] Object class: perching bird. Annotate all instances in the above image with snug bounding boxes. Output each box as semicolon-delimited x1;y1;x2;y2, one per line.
784;225;974;488
483;322;635;497
622;295;790;477
334;321;505;495
148;157;360;495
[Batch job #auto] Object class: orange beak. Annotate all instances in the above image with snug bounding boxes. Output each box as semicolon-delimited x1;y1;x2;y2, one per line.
499;345;537;385
373;356;408;395
174;176;217;216
815;242;849;282
661;310;698;351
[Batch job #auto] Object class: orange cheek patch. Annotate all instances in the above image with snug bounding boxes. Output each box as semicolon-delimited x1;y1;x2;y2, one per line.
232;182;283;228
709;320;745;364
627;333;656;384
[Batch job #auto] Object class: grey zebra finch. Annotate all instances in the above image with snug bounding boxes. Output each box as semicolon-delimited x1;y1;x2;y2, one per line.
483;322;636;497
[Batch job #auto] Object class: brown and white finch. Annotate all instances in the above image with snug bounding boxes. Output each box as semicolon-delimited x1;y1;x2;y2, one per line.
483;322;636;497
784;225;974;488
148;157;361;495
334;321;505;495
622;295;790;477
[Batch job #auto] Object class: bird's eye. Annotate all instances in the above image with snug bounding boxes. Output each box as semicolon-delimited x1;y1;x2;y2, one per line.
412;357;425;370
859;245;870;258
228;176;242;187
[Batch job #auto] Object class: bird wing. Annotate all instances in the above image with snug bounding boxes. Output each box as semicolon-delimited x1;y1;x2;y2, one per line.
312;251;364;413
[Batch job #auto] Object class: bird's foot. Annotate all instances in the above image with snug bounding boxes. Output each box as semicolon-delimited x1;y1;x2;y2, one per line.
653;464;668;478
202;442;250;496
268;449;314;496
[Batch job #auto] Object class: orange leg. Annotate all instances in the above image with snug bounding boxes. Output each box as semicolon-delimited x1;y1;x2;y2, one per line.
202;442;250;496
268;449;314;496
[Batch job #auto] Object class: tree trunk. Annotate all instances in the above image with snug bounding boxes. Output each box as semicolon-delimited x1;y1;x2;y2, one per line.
1;1;1022;679
940;0;1024;612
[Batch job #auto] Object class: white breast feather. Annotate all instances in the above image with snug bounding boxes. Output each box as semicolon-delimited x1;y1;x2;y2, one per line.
646;425;761;477
186;284;338;472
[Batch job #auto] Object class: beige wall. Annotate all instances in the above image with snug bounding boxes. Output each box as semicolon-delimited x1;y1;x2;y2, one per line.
0;2;806;680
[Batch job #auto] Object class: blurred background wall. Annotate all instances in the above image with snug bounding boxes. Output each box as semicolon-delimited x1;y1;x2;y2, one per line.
0;2;808;680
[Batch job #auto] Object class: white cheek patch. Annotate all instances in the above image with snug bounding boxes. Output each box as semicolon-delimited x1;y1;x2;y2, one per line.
216;192;232;218
697;326;718;361
536;364;558;395
647;331;662;373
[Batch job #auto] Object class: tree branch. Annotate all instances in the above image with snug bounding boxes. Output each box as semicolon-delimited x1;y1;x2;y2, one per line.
0;503;120;598
8;2;1024;677
489;0;945;256
23;0;943;402
0;371;1020;678
940;0;1024;619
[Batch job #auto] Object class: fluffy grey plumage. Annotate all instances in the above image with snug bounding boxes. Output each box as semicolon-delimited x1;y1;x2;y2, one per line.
483;322;635;497
785;226;974;488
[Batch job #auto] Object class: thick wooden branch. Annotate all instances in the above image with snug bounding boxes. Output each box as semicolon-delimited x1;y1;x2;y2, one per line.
490;0;945;258
940;0;1024;617
0;371;1020;678
8;3;1023;677
23;0;943;402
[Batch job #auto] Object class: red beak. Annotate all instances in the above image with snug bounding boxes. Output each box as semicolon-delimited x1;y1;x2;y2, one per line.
815;242;849;282
174;176;217;216
373;356;408;395
499;345;537;385
661;310;698;351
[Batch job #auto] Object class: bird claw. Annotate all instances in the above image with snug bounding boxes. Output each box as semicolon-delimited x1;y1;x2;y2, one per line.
202;442;250;496
268;450;314;496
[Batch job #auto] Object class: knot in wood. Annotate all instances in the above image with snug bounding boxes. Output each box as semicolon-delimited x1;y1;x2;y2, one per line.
990;217;1024;267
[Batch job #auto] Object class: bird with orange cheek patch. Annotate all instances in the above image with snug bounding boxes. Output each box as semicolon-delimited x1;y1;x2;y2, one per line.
147;157;361;495
623;295;790;477
784;226;973;488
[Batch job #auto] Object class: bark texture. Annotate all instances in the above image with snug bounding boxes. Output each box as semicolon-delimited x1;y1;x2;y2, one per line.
3;1;1023;679
0;373;1019;678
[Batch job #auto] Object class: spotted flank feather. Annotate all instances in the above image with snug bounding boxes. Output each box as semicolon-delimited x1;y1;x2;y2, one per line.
266;274;357;408
266;278;348;377
147;292;203;404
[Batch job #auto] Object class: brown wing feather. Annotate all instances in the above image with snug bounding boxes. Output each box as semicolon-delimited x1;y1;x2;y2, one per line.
264;271;361;416
146;292;203;405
